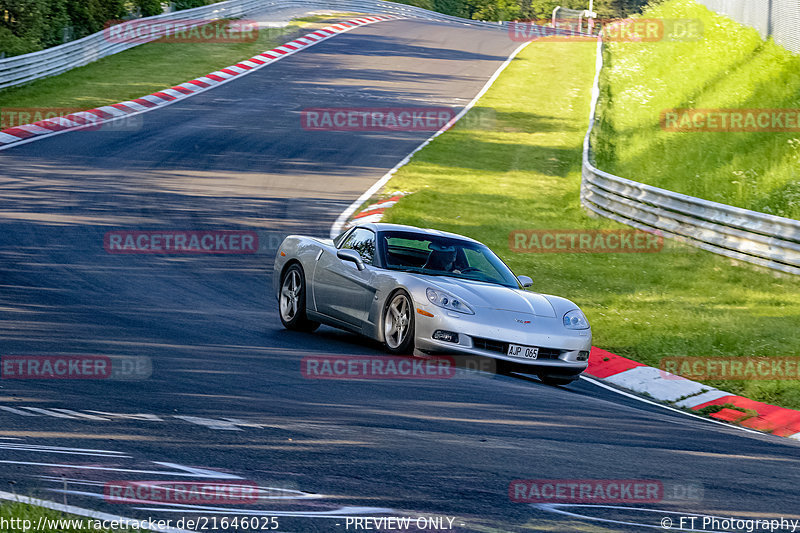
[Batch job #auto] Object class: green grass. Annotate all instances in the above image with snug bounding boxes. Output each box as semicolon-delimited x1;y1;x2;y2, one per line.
0;15;350;112
0;501;136;532
592;0;800;219
378;38;800;409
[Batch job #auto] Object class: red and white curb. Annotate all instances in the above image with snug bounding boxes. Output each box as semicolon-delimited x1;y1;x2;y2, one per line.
0;16;401;151
343;192;408;229
585;346;800;440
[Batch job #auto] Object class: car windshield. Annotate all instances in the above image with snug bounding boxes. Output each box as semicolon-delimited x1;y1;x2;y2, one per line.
380;231;519;288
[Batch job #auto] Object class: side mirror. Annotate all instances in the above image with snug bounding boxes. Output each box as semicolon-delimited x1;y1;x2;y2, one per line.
517;275;533;288
337;249;365;271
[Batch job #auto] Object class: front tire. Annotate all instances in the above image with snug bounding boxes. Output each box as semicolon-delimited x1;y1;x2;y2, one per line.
279;264;318;332
383;291;415;355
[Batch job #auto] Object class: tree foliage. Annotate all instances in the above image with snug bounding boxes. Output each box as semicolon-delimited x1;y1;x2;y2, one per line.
0;0;213;56
396;0;652;20
134;0;164;17
1;0;652;57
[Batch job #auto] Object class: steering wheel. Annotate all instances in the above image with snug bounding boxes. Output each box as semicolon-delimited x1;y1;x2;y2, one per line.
458;267;481;274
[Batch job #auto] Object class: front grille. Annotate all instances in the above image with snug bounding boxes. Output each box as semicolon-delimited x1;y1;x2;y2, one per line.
471;337;506;353
471;337;563;360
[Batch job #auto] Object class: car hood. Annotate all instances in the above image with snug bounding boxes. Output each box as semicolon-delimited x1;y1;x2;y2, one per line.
412;275;556;317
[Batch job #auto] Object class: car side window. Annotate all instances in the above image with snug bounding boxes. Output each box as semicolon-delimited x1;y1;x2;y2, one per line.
341;228;376;265
333;228;353;248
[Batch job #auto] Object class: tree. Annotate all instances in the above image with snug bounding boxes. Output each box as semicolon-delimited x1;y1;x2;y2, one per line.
173;0;208;9
0;0;48;54
433;0;469;18
593;0;653;18
467;0;522;21
135;0;163;17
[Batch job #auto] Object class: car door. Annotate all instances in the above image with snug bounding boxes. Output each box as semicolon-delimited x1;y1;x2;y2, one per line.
312;227;376;328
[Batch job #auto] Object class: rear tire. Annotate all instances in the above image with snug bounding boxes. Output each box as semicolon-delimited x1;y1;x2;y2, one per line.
279;264;319;332
383;291;415;355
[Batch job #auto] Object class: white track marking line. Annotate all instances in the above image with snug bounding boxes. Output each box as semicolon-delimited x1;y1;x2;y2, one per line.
50;409;109;420
0;444;129;458
0;491;196;533
85;410;164;421
173;415;243;431
150;462;242;479
220;417;266;428
18;407;77;419
0;406;40;416
37;476;106;486
0;460;241;478
1;443;126;454
579;375;763;435
50;485;322;502
132;505;395;518
330;40;532;238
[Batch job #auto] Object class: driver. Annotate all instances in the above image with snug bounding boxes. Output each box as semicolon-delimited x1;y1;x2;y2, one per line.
424;244;463;273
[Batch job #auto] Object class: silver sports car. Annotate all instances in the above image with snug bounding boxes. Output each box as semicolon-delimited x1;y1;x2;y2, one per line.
274;223;591;385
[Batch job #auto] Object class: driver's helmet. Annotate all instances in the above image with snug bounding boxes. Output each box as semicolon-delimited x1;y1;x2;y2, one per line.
425;243;457;270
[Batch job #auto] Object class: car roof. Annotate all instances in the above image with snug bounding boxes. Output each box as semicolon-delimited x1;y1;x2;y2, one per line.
353;222;482;245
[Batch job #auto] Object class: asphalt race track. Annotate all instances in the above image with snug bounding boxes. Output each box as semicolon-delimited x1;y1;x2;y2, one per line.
1;17;799;533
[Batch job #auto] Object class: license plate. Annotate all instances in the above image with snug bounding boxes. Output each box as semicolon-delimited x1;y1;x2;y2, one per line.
507;344;539;359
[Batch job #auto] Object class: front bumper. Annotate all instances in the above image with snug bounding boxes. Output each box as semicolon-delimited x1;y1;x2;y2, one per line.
413;305;591;374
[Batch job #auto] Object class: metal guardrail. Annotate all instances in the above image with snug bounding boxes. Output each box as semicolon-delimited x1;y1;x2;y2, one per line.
695;0;800;55
0;0;504;91
581;38;800;275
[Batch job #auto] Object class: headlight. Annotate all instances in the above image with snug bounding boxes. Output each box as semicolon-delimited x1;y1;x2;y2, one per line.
426;288;474;315
563;309;589;329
